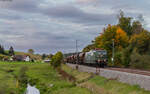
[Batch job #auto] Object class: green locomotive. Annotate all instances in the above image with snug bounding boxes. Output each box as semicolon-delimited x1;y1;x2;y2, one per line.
66;49;108;67
84;49;107;67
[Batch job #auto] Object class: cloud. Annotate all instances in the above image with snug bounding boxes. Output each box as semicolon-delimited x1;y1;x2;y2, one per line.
0;0;115;26
43;5;115;26
0;0;150;54
0;0;41;12
76;0;97;3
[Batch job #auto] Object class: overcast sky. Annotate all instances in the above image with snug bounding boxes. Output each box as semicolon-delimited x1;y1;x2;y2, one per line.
0;0;150;54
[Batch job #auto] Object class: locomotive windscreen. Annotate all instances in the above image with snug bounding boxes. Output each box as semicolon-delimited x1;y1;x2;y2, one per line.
97;50;107;55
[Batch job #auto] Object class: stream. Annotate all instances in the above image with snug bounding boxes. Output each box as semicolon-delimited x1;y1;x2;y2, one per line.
25;84;40;94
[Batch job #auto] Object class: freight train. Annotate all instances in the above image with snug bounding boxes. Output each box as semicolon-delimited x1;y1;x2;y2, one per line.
65;49;108;67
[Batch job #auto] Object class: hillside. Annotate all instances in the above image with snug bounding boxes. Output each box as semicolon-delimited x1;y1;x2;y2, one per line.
3;50;42;61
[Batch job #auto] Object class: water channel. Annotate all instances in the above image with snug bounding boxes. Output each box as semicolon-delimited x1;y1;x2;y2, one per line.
25;84;40;94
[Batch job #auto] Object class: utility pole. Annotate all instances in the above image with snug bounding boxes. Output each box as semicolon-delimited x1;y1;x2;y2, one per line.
76;40;78;54
76;40;79;69
112;39;115;66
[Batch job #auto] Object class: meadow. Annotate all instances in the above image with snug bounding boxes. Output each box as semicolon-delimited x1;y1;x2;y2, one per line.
0;62;150;94
0;62;91;94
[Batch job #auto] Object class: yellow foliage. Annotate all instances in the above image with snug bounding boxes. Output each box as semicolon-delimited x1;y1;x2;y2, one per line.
94;25;129;56
115;27;128;50
130;30;150;47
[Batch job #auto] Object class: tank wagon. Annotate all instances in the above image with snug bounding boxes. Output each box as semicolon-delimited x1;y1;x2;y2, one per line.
65;49;108;67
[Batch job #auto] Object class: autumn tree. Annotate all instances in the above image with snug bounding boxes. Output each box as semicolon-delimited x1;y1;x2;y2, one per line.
94;25;128;57
117;10;132;36
132;21;143;34
115;27;129;49
130;30;150;54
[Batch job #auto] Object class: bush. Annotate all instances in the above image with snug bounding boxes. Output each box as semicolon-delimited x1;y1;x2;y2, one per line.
28;78;39;86
114;51;123;67
50;51;63;68
113;45;133;68
121;46;132;68
130;51;150;70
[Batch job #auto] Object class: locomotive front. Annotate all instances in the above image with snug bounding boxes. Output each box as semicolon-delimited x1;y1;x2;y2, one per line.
84;50;107;67
96;50;107;67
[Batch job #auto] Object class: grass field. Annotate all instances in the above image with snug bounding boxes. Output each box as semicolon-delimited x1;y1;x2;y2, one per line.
0;62;91;94
0;62;150;94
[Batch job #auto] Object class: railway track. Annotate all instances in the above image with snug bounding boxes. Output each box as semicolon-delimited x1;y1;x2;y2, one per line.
67;63;150;76
106;67;150;76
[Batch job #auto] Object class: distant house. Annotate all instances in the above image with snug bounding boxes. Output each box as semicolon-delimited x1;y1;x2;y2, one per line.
43;59;51;63
25;56;30;62
12;55;31;62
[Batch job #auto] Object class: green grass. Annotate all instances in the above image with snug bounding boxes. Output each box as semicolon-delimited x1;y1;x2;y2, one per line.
88;76;150;94
1;62;150;94
51;87;91;94
0;61;91;94
62;65;92;82
63;64;150;94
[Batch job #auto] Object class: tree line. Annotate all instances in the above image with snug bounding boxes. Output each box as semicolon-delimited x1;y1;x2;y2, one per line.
83;11;150;70
0;45;15;56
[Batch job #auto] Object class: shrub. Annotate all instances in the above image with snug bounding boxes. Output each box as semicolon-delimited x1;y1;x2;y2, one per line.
130;51;150;70
114;51;123;67
50;51;63;68
28;78;39;86
121;46;132;68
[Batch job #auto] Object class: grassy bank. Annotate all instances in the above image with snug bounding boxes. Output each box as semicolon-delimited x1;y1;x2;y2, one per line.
62;65;150;94
0;62;91;94
1;62;150;94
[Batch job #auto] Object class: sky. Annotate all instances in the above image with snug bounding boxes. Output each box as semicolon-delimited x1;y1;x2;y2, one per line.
0;0;150;54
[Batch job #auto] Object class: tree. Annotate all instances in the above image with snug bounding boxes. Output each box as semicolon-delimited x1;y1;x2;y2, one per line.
0;45;5;54
130;30;150;54
50;51;63;68
42;54;47;60
48;54;53;59
82;44;95;52
121;45;133;67
130;50;150;70
117;10;132;36
94;25;128;57
28;49;34;54
132;21;143;34
9;46;15;56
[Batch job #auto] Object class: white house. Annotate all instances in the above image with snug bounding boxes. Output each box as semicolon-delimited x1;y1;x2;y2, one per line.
12;55;31;62
24;56;30;62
